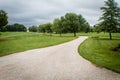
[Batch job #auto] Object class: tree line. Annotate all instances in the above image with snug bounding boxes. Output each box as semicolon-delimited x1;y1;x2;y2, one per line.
29;13;90;37
0;0;120;38
29;0;120;39
0;10;27;32
0;9;90;37
1;23;27;32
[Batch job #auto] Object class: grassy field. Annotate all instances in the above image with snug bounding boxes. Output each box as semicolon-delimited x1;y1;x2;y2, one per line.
78;33;120;73
1;32;120;73
0;32;76;57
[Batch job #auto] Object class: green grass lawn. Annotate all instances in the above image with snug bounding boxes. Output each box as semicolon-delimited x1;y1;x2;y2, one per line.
0;32;76;57
78;33;120;73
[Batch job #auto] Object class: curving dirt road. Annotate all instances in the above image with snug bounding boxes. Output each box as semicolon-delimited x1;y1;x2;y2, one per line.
0;36;120;80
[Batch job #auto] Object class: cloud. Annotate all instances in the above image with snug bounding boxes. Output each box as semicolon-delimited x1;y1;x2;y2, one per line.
0;0;120;26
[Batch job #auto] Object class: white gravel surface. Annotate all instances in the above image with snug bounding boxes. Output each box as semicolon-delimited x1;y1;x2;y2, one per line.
0;36;120;80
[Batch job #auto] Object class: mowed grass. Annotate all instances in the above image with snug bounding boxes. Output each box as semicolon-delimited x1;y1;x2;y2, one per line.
0;32;76;57
78;33;120;73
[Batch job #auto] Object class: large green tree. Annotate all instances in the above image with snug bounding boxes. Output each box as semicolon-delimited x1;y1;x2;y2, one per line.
65;13;79;37
100;0;120;39
0;10;8;31
78;14;90;33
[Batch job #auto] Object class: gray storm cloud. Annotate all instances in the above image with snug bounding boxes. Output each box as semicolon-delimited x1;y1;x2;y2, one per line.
0;0;120;26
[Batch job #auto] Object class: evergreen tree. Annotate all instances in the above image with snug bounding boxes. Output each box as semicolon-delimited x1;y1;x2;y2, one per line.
100;0;120;39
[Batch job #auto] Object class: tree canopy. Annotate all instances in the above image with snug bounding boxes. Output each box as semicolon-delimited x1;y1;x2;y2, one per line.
100;0;120;39
64;13;79;36
38;23;53;35
5;23;27;32
51;13;90;37
0;9;90;35
29;26;38;32
0;10;8;31
78;14;90;33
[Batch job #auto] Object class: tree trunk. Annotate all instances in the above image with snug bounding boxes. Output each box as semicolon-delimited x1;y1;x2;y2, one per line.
109;32;112;40
74;31;76;37
60;33;61;37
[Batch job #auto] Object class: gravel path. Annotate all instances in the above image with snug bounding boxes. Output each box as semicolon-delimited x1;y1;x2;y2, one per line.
0;36;120;80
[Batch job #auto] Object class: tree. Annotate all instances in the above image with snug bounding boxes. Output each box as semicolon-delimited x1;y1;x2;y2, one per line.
0;10;8;31
100;0;120;39
29;26;38;32
52;18;63;36
84;22;90;33
5;23;27;32
60;16;69;33
93;24;102;33
45;23;53;35
38;24;46;33
65;13;79;37
5;25;14;31
12;23;27;32
78;14;90;33
38;23;53;35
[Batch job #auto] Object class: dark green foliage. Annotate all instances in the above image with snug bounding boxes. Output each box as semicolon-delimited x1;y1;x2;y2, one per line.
51;13;90;36
29;26;38;32
117;26;120;32
52;18;62;36
78;14;90;33
38;24;46;33
64;13;79;37
45;23;53;34
100;0;120;39
0;10;8;31
93;24;103;33
5;23;27;32
38;13;90;36
60;16;69;33
0;26;7;32
38;23;53;35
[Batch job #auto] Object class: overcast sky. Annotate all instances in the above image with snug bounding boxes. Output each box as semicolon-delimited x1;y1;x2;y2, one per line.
0;0;120;27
